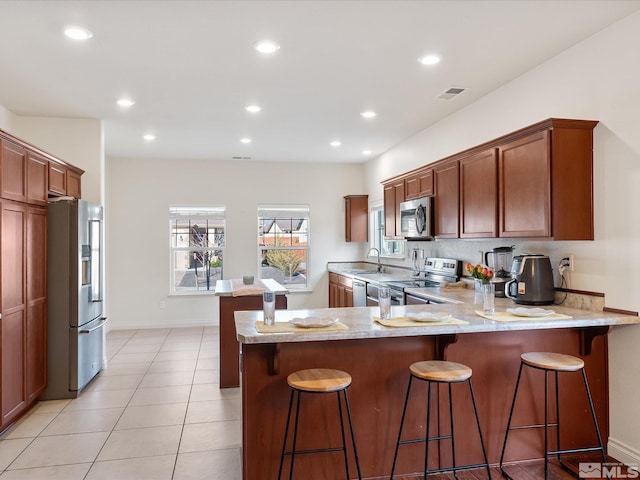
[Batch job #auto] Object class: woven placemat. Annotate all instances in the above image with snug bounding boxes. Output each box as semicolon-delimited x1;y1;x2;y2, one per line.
231;278;269;296
374;317;468;328
475;311;572;322
255;321;349;333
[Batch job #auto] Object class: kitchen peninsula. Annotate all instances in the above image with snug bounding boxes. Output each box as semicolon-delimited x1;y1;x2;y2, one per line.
235;298;639;479
214;278;287;387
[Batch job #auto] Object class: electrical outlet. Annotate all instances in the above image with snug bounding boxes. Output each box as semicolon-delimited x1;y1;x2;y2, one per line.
564;254;575;272
159;301;166;309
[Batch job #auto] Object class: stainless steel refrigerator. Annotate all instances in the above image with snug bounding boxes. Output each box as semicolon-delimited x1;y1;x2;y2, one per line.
44;199;107;399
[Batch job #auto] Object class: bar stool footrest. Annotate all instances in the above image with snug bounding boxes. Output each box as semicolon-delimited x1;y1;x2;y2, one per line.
282;446;346;456
547;446;604;456
425;462;491;475
398;434;453;446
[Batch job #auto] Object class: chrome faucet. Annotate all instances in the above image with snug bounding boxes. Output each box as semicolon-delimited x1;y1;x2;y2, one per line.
367;247;382;273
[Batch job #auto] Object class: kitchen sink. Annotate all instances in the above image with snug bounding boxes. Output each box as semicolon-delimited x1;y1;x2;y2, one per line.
344;269;379;274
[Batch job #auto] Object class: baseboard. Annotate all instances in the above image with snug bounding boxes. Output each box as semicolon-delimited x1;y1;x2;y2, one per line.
106;319;217;331
609;437;640;466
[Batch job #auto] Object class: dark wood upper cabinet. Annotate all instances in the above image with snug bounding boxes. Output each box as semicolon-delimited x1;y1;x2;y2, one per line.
405;168;434;200
460;149;498;238
48;162;66;196
1;139;27;202
499;131;551;237
67;170;82;199
344;195;368;242
381;118;597;241
383;179;405;237
27;151;48;206
434;160;459;238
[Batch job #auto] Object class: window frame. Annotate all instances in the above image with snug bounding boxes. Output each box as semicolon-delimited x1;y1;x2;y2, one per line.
257;204;310;291
369;201;406;258
169;205;226;295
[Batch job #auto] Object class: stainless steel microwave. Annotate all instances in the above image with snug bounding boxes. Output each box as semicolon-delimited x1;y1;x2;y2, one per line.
399;197;433;240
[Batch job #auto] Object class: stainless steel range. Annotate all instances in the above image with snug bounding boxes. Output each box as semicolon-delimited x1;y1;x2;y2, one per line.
385;257;461;303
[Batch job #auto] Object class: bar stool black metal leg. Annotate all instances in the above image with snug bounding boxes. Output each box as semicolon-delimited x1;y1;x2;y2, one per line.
448;382;459;480
544;370;549;480
343;389;362;480
390;375;414;479
468;378;492;479
555;371;561;463
582;368;607;464
289;391;302;480
336;391;350;480
278;390;296;480
500;362;524;479
423;380;432;479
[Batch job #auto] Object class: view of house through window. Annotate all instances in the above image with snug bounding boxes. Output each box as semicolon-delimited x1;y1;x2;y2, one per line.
258;205;309;290
169;206;225;293
370;203;405;257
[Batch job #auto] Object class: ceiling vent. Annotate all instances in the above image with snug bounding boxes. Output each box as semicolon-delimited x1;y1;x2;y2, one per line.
437;87;468;100
232;156;252;160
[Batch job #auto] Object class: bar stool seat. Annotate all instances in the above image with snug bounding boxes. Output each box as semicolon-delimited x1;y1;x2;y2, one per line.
500;352;606;480
287;368;352;392
410;360;472;382
521;352;584;371
278;368;361;480
391;360;491;479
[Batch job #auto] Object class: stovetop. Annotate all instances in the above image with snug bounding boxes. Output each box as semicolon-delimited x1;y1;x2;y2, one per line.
385;279;442;289
384;257;462;291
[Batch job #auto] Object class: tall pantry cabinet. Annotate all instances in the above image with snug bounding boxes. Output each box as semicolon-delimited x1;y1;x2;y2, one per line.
0;130;83;431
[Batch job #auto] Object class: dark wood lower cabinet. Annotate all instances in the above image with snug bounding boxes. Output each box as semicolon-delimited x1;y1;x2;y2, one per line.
239;328;608;479
0;201;47;430
218;294;287;388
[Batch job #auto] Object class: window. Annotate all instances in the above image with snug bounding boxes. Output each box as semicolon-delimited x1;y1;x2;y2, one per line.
370;202;405;257
169;206;225;294
258;205;309;290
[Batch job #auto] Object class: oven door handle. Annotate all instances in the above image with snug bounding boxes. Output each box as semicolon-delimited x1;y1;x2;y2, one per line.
79;317;108;334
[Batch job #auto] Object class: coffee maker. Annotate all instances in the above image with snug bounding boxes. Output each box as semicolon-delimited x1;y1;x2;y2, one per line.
485;246;515;297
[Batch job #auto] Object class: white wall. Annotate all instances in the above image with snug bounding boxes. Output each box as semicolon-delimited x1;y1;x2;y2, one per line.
364;10;640;465
0;105;15;131
106;157;365;330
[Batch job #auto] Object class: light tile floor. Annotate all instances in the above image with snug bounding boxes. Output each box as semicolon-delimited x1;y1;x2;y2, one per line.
0;326;242;480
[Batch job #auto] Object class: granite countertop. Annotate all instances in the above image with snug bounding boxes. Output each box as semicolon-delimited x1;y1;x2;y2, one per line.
235;297;640;344
214;278;288;296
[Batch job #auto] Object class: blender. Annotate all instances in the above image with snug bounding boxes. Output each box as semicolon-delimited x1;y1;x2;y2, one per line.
485;245;515;297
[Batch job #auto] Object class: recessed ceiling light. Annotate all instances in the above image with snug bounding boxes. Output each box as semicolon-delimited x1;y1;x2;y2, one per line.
240;138;252;144
244;105;262;113
418;54;441;66
64;27;93;41
143;134;156;141
330;141;341;147
360;111;376;119
117;98;135;107
254;40;280;54
362;150;373;155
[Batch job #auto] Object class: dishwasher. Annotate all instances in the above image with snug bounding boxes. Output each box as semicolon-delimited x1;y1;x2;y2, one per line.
352;279;367;307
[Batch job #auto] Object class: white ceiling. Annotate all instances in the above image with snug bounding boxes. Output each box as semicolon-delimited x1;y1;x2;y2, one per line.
1;0;639;163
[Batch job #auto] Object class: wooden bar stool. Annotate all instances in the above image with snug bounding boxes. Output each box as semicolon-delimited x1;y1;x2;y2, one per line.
499;352;606;480
278;368;362;480
390;360;491;479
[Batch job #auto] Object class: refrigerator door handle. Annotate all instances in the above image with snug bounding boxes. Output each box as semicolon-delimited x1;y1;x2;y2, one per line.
79;317;108;334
